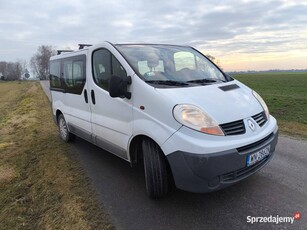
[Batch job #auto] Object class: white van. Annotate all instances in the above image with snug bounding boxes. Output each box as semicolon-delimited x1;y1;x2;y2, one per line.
49;42;278;198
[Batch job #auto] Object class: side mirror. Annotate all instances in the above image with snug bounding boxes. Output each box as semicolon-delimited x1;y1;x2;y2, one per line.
109;75;132;99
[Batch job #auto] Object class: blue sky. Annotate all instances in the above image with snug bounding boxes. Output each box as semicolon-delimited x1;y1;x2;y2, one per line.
0;0;306;71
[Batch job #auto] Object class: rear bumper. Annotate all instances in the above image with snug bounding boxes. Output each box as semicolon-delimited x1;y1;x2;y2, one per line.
166;129;278;193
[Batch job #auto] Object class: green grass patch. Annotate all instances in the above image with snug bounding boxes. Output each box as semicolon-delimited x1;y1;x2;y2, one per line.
233;72;307;139
0;82;114;230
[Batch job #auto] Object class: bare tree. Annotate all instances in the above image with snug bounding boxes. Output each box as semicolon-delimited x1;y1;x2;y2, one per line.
206;54;222;70
30;45;56;80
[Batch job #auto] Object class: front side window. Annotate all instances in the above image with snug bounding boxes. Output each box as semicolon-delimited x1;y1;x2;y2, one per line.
116;44;226;87
92;49;127;91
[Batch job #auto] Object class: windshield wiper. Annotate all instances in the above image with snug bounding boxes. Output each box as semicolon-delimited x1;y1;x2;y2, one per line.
186;78;225;84
145;80;189;86
187;78;225;84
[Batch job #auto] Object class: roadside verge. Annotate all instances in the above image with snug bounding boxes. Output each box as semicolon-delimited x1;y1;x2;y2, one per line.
0;82;114;230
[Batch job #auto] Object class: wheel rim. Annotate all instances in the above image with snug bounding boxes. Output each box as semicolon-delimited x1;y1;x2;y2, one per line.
59;118;68;139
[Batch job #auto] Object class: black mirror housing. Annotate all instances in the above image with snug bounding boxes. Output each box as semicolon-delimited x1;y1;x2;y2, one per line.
109;75;132;99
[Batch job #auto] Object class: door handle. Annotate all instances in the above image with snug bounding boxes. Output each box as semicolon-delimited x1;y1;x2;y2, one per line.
91;90;96;104
84;89;88;103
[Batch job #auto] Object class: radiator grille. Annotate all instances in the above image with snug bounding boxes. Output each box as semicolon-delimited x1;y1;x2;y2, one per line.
220;111;267;136
220;120;246;136
252;111;267;127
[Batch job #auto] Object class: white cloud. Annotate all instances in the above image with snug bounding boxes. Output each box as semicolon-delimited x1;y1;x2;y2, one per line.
0;0;306;70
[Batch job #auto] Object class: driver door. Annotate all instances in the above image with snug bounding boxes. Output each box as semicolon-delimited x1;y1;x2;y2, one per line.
87;48;133;160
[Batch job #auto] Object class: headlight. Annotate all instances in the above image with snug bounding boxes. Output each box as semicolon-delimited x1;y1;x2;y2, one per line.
173;104;224;136
252;90;270;119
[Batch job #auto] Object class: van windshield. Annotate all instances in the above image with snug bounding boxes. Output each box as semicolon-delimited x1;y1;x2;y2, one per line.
115;44;227;87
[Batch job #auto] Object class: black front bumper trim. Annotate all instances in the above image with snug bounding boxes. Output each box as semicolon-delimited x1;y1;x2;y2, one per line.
166;131;278;193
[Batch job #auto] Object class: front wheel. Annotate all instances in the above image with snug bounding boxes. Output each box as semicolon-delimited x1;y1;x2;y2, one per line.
58;114;75;142
142;139;169;198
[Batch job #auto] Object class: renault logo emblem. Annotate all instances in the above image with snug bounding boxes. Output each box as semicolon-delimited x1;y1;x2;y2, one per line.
248;119;255;131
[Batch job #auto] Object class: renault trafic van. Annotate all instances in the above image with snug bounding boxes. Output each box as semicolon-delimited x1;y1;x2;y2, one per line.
49;42;278;198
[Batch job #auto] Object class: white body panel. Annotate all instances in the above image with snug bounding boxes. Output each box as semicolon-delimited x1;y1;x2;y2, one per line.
129;74;182;147
64;86;92;136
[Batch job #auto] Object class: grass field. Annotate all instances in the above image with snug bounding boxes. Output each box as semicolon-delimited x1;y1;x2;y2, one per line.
233;72;307;139
0;82;114;230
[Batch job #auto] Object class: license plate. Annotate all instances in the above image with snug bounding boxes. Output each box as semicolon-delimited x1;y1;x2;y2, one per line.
246;145;271;167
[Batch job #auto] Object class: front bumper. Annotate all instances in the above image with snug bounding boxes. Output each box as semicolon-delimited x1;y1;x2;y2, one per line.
166;129;278;193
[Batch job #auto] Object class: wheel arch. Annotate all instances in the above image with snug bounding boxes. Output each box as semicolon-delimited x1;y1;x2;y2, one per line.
55;109;63;124
129;134;148;167
128;134;173;173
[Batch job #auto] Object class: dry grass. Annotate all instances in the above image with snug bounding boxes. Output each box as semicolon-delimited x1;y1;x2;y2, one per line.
0;165;16;182
0;81;114;230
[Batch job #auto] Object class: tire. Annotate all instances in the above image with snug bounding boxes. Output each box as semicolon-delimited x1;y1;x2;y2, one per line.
57;114;75;142
142;139;169;198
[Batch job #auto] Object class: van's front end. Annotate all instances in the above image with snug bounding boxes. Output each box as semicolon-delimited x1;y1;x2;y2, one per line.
160;82;278;193
116;44;278;195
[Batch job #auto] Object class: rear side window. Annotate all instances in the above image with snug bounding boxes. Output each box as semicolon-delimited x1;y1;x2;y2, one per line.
63;57;86;94
50;61;61;88
73;61;84;86
92;49;127;91
63;60;73;87
49;54;86;94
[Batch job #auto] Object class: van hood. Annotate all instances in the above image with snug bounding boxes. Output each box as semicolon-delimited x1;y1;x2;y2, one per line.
155;80;263;124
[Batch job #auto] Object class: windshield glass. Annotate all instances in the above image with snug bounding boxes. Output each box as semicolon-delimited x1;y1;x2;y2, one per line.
115;44;226;86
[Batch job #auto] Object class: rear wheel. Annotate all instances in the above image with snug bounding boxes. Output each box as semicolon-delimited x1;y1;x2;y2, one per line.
58;114;75;142
142;138;169;198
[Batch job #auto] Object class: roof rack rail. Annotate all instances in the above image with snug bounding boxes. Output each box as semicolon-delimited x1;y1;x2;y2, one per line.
57;50;73;55
78;44;92;50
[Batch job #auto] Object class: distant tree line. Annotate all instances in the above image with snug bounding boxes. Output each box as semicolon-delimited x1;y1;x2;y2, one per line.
0;45;56;81
0;61;24;81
